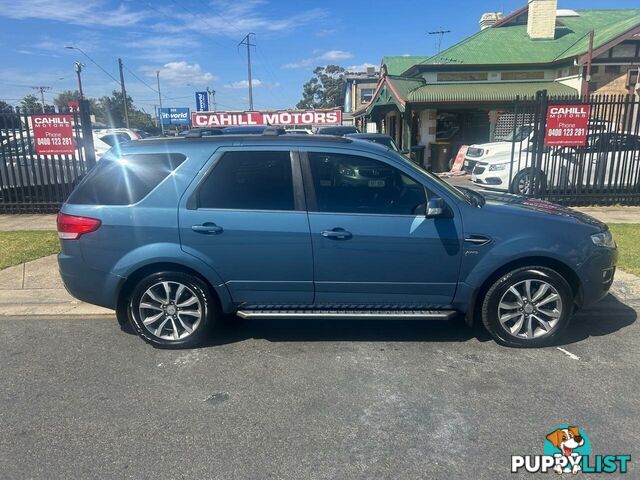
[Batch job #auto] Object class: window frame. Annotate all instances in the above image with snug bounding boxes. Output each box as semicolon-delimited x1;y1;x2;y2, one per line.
299;149;429;217
188;147;306;212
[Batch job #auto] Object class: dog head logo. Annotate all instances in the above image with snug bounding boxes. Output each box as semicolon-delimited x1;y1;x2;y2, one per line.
544;426;591;474
546;427;585;456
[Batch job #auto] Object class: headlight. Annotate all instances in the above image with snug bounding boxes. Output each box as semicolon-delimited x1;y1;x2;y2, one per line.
488;163;509;171
591;230;616;248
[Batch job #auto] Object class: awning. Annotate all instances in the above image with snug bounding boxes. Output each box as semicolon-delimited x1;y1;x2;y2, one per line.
408;81;578;103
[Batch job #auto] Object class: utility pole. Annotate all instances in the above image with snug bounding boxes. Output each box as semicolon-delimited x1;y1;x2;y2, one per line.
239;33;255;111
207;87;217;112
428;27;451;53
32;86;51;113
583;30;595;97
156;71;165;136
118;58;130;129
74;61;85;99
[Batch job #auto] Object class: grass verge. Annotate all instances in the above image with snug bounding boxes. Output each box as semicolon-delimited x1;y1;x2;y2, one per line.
0;231;59;270
608;224;640;276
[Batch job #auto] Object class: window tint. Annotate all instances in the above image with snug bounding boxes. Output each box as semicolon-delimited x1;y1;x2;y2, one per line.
198;151;294;211
67;153;186;205
308;152;426;215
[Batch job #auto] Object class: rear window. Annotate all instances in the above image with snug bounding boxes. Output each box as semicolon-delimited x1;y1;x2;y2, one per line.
67;153;186;205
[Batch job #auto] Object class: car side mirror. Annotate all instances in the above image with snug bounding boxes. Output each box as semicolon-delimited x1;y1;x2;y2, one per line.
426;197;446;218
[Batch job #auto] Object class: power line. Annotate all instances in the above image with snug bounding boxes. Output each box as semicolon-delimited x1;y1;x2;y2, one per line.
32;86;51;113
123;64;158;93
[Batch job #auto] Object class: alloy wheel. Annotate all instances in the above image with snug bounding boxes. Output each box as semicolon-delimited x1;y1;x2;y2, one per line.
137;281;203;341
497;279;562;339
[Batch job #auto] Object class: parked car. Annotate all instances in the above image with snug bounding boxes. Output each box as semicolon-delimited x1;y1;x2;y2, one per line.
93;128;146;141
471;132;640;194
286;128;312;135
180;128;224;137
57;133;617;349
463;120;612;174
316;126;359;136
345;133;400;152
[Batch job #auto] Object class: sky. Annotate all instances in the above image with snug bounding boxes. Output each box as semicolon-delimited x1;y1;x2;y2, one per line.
0;0;638;114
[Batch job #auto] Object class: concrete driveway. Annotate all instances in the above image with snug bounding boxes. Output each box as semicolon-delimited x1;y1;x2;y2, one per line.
0;287;638;479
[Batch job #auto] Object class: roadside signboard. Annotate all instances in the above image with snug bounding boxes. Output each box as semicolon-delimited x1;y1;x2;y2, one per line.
544;104;591;146
192;109;342;128
31;114;75;155
195;92;209;112
67;101;79;112
159;107;190;126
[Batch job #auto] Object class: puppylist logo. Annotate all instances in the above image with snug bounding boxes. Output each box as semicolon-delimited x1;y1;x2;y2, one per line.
511;425;631;474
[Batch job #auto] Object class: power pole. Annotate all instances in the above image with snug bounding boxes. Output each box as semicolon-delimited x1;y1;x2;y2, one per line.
32;86;51;113
118;58;130;129
207;87;217;112
74;61;85;99
156;71;165;136
239;33;255;111
428;27;451;53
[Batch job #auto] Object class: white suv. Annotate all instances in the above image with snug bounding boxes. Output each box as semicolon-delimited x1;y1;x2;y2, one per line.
463;125;534;174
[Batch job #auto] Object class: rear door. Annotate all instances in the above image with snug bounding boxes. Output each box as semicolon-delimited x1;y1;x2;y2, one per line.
179;147;314;305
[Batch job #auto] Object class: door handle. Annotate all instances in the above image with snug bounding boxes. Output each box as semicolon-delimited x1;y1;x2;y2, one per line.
321;228;352;240
192;222;223;234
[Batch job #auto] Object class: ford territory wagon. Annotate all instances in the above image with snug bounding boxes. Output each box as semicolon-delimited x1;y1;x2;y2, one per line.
57;131;617;348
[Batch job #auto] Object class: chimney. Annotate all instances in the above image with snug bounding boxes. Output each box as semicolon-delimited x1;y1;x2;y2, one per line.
479;12;504;30
366;66;375;75
527;0;557;40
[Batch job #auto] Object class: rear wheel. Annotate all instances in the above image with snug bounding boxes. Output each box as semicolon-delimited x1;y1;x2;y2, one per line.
127;271;216;348
481;266;573;347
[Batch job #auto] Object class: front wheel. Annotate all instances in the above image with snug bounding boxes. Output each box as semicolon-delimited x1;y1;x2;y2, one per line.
127;271;216;348
481;266;573;348
510;168;547;195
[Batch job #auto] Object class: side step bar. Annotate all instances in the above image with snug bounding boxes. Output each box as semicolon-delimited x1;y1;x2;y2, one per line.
236;309;457;320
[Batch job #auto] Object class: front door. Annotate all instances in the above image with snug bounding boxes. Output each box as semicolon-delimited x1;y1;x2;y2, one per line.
179;148;313;305
302;149;462;306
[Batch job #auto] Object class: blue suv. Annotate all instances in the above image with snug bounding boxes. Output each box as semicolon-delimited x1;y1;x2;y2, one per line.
57;132;617;348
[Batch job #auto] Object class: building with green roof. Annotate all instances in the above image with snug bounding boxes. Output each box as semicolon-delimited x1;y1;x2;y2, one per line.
357;1;640;168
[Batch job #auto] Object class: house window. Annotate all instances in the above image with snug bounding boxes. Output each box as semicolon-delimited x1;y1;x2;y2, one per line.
360;88;374;103
500;71;545;81
605;65;621;74
436;72;488;82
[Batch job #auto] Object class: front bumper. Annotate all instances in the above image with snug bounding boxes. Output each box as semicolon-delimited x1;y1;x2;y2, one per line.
577;247;618;308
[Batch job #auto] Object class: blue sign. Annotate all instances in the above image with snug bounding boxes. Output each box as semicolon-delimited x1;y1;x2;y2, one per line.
195;92;209;112
159;107;190;126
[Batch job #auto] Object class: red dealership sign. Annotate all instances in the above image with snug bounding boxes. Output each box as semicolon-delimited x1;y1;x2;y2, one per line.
544;104;591;146
31;114;76;155
192;109;342;128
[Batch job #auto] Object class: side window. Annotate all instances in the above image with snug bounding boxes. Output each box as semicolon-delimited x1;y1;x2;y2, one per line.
307;152;426;215
67;153;186;205
198;151;295;211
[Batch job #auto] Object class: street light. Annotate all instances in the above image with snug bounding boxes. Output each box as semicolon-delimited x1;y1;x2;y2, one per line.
63;46;120;84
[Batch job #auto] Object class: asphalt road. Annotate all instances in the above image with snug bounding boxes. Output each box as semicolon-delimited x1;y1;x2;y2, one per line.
1;293;638;479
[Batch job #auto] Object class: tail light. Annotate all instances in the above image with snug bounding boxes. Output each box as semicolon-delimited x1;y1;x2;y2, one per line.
57;212;101;240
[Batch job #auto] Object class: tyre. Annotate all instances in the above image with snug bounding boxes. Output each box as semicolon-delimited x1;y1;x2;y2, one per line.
481;266;573;348
510;168;547;195
127;271;216;348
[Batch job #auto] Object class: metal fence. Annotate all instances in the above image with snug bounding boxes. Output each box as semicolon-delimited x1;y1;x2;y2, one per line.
507;92;640;205
0;100;95;213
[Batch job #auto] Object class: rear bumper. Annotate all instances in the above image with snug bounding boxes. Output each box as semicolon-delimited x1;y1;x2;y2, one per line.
577;247;618;308
58;251;123;310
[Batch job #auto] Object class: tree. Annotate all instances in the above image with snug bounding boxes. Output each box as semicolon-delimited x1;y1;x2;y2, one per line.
20;94;43;113
53;90;102;117
0;100;13;113
296;65;346;109
96;90;155;131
